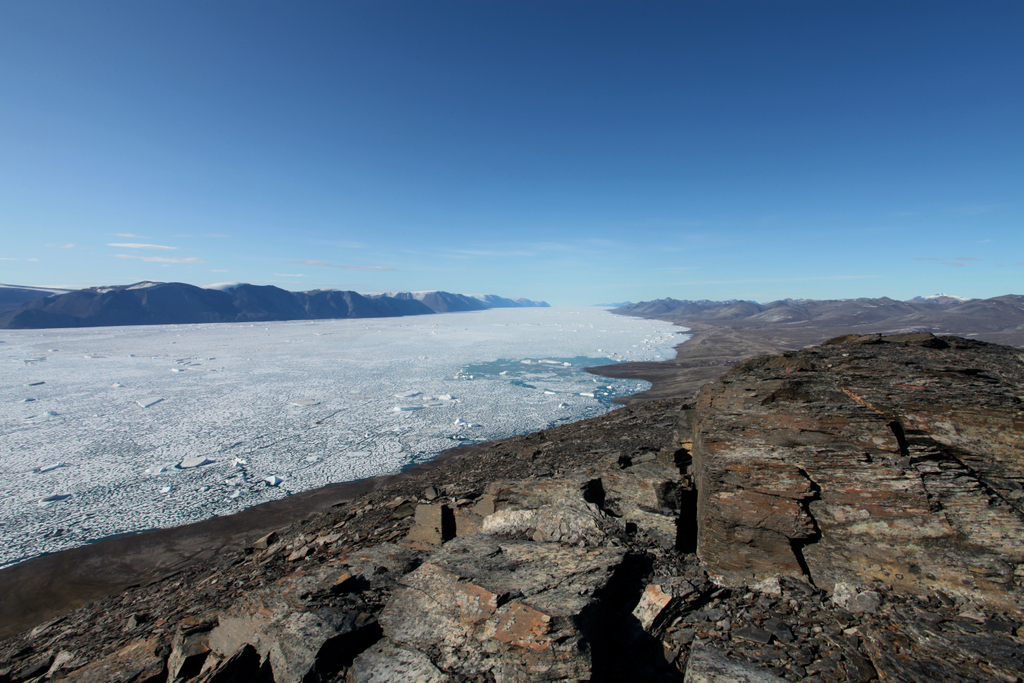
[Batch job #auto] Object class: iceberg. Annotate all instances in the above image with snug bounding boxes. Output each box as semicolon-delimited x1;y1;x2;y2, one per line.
264;475;284;486
179;456;214;469
38;494;71;505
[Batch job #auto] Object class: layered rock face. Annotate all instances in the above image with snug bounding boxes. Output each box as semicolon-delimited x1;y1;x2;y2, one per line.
690;333;1024;612
2;335;1022;682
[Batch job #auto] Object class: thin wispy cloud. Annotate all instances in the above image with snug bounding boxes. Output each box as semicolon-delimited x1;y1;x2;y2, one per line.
672;275;878;286
46;243;76;249
203;233;230;238
913;258;943;261
314;240;368;249
953;202;1014;216
451;249;536;258
114;254;205;264
210;269;228;273
107;243;177;250
953;257;980;261
0;257;16;261
110;233;149;238
293;259;394;271
942;262;966;267
273;273;305;277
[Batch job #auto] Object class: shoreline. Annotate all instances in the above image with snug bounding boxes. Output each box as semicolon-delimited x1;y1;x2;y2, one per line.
0;437;504;640
0;316;857;639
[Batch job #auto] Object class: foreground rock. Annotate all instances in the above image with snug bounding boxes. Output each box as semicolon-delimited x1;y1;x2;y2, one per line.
1;334;1022;682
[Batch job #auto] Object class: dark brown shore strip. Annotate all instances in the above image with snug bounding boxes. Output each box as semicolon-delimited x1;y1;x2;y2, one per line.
0;439;501;641
588;322;834;404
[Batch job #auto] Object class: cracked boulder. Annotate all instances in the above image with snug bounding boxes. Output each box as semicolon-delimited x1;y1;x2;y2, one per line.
372;534;626;681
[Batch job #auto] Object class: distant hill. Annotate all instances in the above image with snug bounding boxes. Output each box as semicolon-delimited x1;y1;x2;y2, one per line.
0;282;550;329
0;284;74;313
613;294;1024;347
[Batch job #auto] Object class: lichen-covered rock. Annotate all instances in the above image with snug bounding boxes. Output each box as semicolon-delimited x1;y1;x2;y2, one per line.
349;639;451;682
60;637;167;683
683;642;788;682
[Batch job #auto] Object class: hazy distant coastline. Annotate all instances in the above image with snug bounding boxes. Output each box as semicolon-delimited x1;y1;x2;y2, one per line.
0;282;549;330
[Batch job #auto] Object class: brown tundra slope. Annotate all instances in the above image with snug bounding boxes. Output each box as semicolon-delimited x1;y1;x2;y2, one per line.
1;333;1022;682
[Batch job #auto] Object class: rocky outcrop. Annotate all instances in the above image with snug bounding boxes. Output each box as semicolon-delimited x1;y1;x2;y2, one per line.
689;333;1024;613
1;335;1022;682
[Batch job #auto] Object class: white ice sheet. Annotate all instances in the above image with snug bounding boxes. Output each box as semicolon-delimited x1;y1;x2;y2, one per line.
0;307;686;567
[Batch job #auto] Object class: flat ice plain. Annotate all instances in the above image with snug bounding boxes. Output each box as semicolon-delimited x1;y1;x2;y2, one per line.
0;307;685;568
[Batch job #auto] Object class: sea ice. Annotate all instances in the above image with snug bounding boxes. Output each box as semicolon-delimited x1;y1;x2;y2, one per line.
290;398;320;407
264;476;284;486
0;306;685;568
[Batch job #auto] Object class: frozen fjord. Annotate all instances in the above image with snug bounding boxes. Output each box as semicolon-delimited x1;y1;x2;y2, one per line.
0;307;685;567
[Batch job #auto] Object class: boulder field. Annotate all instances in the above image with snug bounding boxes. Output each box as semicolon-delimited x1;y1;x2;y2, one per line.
1;333;1022;682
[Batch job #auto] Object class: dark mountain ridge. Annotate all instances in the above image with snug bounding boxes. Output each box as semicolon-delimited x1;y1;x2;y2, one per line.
0;282;549;330
615;294;1024;339
0;284;74;314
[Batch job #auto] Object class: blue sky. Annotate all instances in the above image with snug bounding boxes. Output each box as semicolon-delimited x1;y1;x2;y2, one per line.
1;1;1021;305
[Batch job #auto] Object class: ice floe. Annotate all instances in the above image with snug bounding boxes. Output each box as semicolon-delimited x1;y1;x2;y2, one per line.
136;398;164;408
264;475;284;486
393;405;424;412
290;398;320;407
38;494;71;506
178;456;214;469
